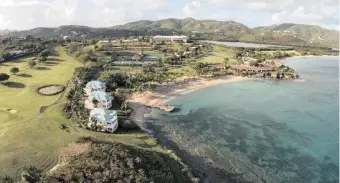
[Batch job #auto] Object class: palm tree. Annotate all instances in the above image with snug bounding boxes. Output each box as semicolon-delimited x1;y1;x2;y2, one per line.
224;58;230;70
121;101;129;118
90;117;98;131
10;67;19;75
92;99;99;108
126;76;134;89
114;88;122;98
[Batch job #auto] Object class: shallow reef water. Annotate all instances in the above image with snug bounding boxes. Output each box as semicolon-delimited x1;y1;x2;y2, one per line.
147;57;339;183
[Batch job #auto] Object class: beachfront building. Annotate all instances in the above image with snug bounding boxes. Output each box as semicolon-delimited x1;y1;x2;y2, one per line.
88;108;119;133
85;91;113;109
84;81;106;96
152;35;188;43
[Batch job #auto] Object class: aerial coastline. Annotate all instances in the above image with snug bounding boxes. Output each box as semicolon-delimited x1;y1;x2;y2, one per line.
0;15;338;182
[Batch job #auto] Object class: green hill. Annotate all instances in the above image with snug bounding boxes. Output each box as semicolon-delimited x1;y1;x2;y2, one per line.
1;18;338;48
252;23;339;47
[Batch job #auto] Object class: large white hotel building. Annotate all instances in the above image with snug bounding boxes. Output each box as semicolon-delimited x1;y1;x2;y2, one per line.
152;35;188;43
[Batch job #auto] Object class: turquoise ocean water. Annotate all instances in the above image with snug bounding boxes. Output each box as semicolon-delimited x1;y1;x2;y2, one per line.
147;57;339;183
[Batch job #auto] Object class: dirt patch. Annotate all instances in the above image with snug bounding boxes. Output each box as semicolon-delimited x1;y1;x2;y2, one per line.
37;85;65;96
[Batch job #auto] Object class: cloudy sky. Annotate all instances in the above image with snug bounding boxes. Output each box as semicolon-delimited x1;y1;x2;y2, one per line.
0;0;339;30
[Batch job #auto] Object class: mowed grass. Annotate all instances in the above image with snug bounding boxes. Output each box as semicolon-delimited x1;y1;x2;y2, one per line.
198;45;239;65
0;102;160;177
0;46;165;177
0;47;82;125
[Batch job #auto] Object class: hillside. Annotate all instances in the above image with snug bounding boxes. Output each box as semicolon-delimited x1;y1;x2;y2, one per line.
252;23;339;47
0;137;194;183
112;18;251;36
1;18;338;47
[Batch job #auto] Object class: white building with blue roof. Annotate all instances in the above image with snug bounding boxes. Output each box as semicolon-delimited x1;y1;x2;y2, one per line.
85;91;113;109
89;108;118;133
84;80;106;96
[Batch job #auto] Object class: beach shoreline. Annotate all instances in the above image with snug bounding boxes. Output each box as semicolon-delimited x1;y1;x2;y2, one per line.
127;76;251;130
128;76;250;107
127;75;252;182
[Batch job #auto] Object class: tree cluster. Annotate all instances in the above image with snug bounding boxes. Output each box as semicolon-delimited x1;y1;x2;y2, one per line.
0;138;192;183
63;67;96;125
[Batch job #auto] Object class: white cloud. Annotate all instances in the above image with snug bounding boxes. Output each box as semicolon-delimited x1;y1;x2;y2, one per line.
0;13;12;28
0;0;168;29
183;0;201;17
0;0;45;7
0;0;338;30
207;0;339;29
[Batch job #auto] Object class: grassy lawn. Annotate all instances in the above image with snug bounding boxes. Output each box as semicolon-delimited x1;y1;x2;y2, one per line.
199;45;238;65
0;46;165;177
168;66;197;77
197;45;239;65
0;102;160;176
0;47;82;125
198;55;225;64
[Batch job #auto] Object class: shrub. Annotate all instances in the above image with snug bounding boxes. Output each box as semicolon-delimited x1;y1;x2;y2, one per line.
38;49;50;58
0;73;10;83
0;175;14;183
9;67;19;75
40;138;185;183
28;60;37;68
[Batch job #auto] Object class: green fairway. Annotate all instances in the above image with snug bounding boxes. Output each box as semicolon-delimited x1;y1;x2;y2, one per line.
0;47;82;125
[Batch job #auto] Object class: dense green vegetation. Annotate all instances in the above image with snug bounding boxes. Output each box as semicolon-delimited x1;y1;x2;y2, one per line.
0;137;195;183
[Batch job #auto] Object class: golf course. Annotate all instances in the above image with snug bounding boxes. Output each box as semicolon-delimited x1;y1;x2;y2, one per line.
0;46;159;177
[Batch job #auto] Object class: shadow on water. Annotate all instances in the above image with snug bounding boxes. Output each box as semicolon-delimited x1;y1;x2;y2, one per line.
17;73;32;77
4;82;26;88
36;66;51;70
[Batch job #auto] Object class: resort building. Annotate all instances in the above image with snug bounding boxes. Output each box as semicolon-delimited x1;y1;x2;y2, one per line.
85;91;113;109
84;81;106;96
152;35;188;43
88;108;119;133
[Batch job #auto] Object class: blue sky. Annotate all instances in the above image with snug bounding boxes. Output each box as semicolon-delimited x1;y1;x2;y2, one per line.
0;0;338;30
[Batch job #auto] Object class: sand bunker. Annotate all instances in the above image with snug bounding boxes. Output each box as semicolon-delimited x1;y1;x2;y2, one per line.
37;85;65;96
7;109;17;113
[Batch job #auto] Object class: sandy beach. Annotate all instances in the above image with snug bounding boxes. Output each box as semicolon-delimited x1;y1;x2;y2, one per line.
129;76;249;107
127;76;250;130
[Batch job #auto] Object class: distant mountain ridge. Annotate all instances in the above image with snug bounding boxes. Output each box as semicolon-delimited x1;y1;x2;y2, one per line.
0;18;338;48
